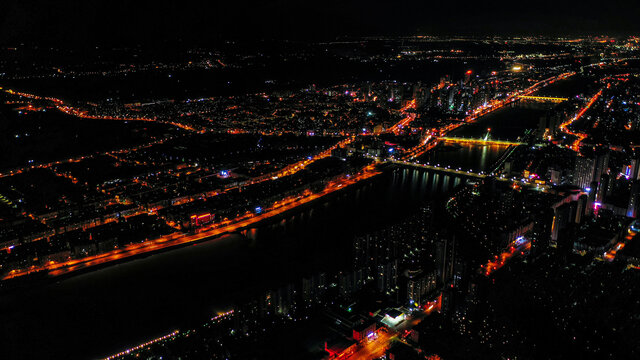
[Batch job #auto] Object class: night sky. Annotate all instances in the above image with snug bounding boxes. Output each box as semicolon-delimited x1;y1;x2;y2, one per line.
1;0;639;45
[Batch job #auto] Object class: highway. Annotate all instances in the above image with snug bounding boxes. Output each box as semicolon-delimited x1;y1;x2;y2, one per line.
343;300;440;359
388;99;417;134
518;95;568;103
482;238;532;276
2;165;382;280
438;137;526;146
2;88;201;132
0;135;178;179
0;86;412;276
558;88;604;151
0;71;573;282
344;331;396;360
603;222;638;262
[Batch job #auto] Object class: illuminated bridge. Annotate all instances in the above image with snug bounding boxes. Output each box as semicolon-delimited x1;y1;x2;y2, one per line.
391;160;488;178
390;160;554;192
518;95;569;103
439;137;526;146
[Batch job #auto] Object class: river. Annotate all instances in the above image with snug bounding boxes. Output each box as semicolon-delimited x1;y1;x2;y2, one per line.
1;82;582;359
0;165;473;359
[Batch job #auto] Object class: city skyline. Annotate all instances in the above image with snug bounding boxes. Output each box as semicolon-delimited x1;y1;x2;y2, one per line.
2;1;640;46
0;5;639;359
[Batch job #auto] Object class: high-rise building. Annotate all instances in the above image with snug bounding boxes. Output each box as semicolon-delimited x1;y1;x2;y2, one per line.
573;156;595;190
594;152;610;187
538;112;563;139
405;268;427;306
629;158;640;180
338;271;355;299
551;203;571;246
606;172;616;198
302;277;313;304
550;169;561;185
440;289;454;317
376;260;398;295
503;161;512;176
596;173;609;203
628;181;640;218
435;235;455;285
587;180;598;215
273;284;296;316
301;273;327;305
575;194;588;224
338;268;368;300
464;70;472;85
439;75;449;88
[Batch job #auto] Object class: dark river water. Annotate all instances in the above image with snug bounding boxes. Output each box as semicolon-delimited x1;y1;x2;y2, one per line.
0;166;471;359
0;78;585;360
418;142;511;173
448;102;552;141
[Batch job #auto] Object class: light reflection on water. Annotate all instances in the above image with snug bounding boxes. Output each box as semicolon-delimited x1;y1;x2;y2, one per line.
418;142;510;173
0;164;474;359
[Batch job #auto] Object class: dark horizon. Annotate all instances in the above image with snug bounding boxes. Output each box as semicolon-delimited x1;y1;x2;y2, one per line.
2;3;640;360
1;0;639;46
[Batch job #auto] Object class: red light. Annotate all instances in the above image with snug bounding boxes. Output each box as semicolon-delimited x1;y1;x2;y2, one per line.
466;70;472;75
